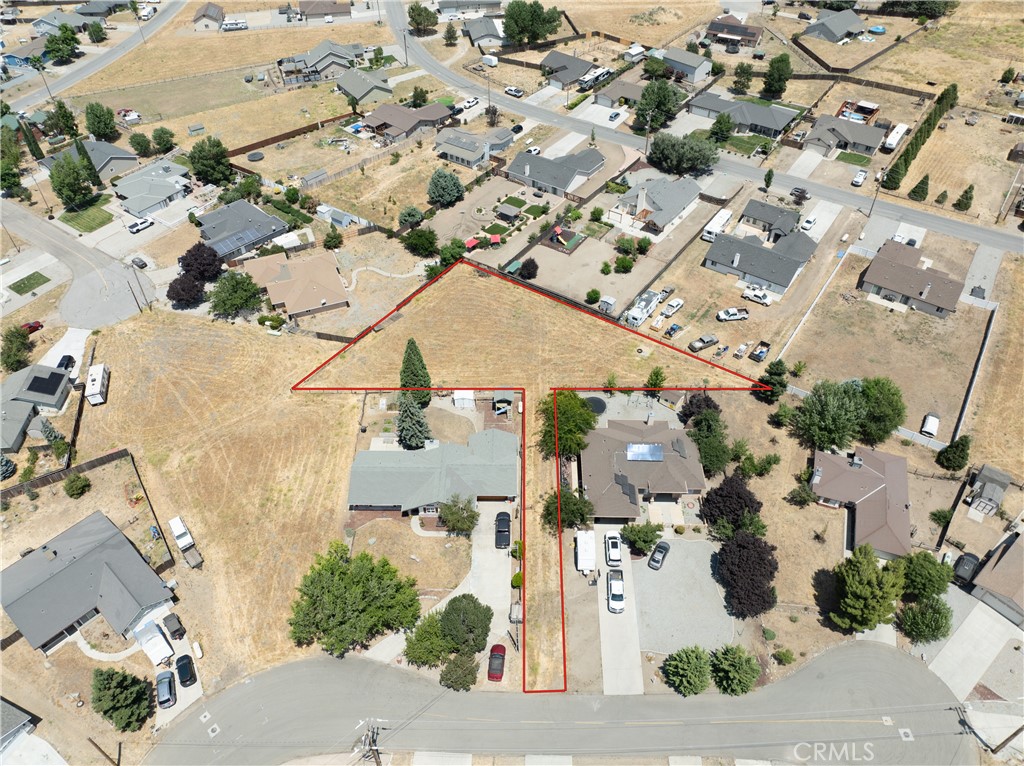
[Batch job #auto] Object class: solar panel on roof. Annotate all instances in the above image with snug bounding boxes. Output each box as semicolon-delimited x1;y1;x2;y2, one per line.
26;372;64;396
626;443;663;462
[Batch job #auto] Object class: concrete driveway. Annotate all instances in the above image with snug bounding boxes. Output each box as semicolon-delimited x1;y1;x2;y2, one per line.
594;524;644;695
859;215;901;251
961;244;1004;302
523;85;565;109
151;607;205;731
37;327;92;380
799;200;844;242
632;538;733;653
573;102;629;128
664;110;714;137
472;501;516;638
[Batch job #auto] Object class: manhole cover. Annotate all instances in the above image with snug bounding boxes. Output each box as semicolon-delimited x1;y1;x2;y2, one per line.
585;397;606;414
246;151;264;162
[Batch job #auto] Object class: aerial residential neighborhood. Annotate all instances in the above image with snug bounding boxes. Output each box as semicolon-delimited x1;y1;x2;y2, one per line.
0;0;1021;764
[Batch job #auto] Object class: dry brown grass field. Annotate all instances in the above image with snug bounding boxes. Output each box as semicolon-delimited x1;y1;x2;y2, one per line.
796;15;922;70
557;0;718;45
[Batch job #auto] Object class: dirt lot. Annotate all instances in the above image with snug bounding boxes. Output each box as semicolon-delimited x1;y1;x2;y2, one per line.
555;0;717;46
784;252;991;444
814;81;932;137
795;16;923;71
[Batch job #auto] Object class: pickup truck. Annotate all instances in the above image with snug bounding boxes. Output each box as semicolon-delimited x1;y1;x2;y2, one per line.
749;340;771;363
664;323;682;339
168;516;204;569
742;288;773;306
717;307;750;322
688;334;719;352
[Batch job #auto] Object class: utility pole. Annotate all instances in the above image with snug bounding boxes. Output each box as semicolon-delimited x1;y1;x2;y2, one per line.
868;166;887;218
643;113;653;156
403;29;409;66
360;719;383;766
4;226;21;253
32;165;54;217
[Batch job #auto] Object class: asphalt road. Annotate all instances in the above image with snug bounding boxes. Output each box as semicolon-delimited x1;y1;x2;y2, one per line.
6;0;187;113
3;203;155;328
146;643;976;765
385;1;1021;255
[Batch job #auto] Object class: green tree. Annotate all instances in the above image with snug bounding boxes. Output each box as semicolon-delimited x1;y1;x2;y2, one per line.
404;612;454;667
87;21;107;43
400;337;432;407
49;152;94;209
403;226;439;257
437;494;479;536
407;1;438;35
74;137;102;187
686;40;700;54
439;594;493;654
589;206;604;222
443;21;459;45
585;288;601;304
907;174;929;202
503;0;562;45
439;653;479;691
128;132;152;156
426;237;466;278
647;132;719;174
1000;67;1016;84
396;390;432;449
794;380;865;450
151;126;175;153
166;274;205;305
285;186;300;204
902;551;953;601
64;474;92;498
91;668;151;732
188;136;232;185
663;645;711;696
858;377;906;444
0;126;21;192
180;241;223;282
0;455;16;481
619;521;663;555
709;112;734;143
762;53;793;98
348;94;360;114
687;409;731;476
899;594;952;643
644;366;666;395
763;168;773;190
635;79;682;131
733;62;753;94
710;645;761;695
44;24;80;64
539;390;597;459
323;223;342;249
643;57;668;79
427;168;464;207
936;435;970;471
410;85;429;108
754;359;788;403
398;205;424;228
541;488;593;530
45;99;78;137
935;190;948;205
289;542;420;656
20;120;44;160
84;102;117;141
830;544;905;632
1;326;32;372
952;184;974;211
208;271;262;317
0;101;8;117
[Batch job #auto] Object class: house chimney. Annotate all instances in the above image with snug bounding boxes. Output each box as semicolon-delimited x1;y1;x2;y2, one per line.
637;185;647;214
524;163;530;177
920;282;931;299
732;252;741;268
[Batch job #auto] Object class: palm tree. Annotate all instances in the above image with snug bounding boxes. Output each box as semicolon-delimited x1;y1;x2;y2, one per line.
28;56;53;101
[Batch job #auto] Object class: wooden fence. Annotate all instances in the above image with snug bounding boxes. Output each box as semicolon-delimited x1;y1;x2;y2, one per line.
0;448;131;501
227;112;358;158
789;23;929;75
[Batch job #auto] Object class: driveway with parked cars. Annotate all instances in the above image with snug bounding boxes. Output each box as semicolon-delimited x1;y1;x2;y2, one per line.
472;501;516;637
594;524;644;695
151;606;205;730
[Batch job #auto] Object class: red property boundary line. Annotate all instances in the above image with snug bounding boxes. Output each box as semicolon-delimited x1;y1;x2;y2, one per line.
291;259;767;693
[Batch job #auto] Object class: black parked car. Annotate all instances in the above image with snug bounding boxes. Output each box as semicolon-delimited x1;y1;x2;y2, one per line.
798;11;812;20
511;124;524;134
57;355;75;371
495;511;511;549
164;613;185;641
176;654;197;688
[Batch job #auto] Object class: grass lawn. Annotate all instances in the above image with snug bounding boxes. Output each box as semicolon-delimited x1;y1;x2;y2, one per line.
727;134;771;155
59;194;113;233
524;204;546;218
736;96;807;118
436;96;456;106
484;222;509;235
583;220;612;238
502;196;526;208
172;155;193;171
359;55;397;71
8;271;51;295
836;151;872;166
690;128;711;141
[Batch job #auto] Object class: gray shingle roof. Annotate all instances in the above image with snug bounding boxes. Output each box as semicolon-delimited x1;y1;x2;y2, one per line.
0;399;36;453
334;67;391;101
706;232;811;288
541;50;593;85
347;430;519;511
805;115;886;151
192;1;225;23
464;16;502;43
742;200;799;235
33;10;90;29
862;241;963;312
39;140;136;174
805;9;865;41
1;512;171;649
617;176;700;230
506;148;604;192
0;699;32;746
707;15;762;42
197;200;288;257
2;364;70;409
663;47;710;71
688;94;797;133
113;162;190;216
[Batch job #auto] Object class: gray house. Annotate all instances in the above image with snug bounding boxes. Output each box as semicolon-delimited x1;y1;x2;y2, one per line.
608;176;700;233
362;103;451;140
704;230;815;294
687;93;798;139
740;199;799;241
463;16;504;46
540;50;594;89
32;11;90;35
435;126;513;168
506;148;604;197
40;140;138;182
859;241;963;318
197;200;288;261
113;162;191;218
278;40;365;83
347;429;520;514
593;80;645;108
660;47;712;83
803;9;866;42
0;400;37;454
334;68;392;103
967;464;1013;516
3;364;71;411
440;0;502;12
0;699;34;753
76;1;128;17
804;115;887;156
0;512;173;653
192;1;225;30
971;533;1023;627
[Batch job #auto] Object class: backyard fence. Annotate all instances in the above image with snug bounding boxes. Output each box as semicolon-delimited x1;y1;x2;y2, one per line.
227;111;358;158
0;448;131;502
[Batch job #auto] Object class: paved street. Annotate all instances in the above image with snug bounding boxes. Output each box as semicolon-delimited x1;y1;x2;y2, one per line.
145;642;975;765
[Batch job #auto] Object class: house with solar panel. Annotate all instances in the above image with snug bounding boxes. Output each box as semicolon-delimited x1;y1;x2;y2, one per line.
195;200;289;263
580;420;706;524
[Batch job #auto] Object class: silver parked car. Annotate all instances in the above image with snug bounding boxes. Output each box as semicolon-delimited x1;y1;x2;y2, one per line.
606;570;625;613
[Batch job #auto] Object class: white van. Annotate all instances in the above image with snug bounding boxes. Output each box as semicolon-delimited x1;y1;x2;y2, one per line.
920;412;940;438
138;5;155;20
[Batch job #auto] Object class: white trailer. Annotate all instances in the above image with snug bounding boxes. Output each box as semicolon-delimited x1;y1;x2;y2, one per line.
701;209;733;242
883;123;909;151
575;530;596;573
598;295;617;315
625;289;661;328
133;620;172;665
84;363;109;406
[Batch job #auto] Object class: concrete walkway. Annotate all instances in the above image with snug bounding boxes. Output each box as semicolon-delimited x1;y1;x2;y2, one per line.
344;263;425;291
387;69;427;85
928;600;1023;700
71;631;142;661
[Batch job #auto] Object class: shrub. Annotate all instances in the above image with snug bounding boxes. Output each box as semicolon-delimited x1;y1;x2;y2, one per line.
404;613;454;668
899;595;952;643
710;645;761;695
511;571;523;588
64;474;92;498
0;455;15;481
936;435;970;471
929;508;954;527
600;261;612;275
439;653;479;691
662;646;711;696
952;185;974;212
762;627;776;641
619;521;663;554
285;187;300;204
613;255;634;274
774;648;795;666
585;288;601;305
935;190;948;205
92;668;151;732
519;257;539;280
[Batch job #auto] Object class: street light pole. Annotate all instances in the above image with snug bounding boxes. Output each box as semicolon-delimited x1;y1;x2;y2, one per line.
868;167;887;218
30;60;54;102
403;29;409;66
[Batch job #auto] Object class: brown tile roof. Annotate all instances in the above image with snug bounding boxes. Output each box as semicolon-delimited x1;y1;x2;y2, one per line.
362;103;450;136
973;533;1023;613
863;241;964;312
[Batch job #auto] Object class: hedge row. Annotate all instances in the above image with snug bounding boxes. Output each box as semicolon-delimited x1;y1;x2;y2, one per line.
882;84;958;190
268;198;314;224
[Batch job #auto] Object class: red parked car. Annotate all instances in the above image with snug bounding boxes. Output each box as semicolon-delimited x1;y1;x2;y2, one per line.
20;321;43;334
487;644;506;681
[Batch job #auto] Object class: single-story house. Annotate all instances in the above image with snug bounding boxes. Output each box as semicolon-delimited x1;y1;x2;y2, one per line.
0;114;20;132
40;140;138;182
660;47;712;84
740;199;799;241
506;147;605;197
0;511;173;653
278;40;365;83
811;448;911;560
192;1;225;30
333;67;392;103
686;93;798;139
622;43;647;63
607;176;700;233
859;240;963;318
0;400;37;454
3;364;72;411
580;420;706;523
803;9;866;43
2;38;48;68
1009;142;1024;163
298;0;352;19
971;533;1023;627
0;699;34;753
439;0;502;12
967;464;1013;516
242;251;349;319
704;230;815;295
706;14;762;47
75;1;128;17
804;115;887;156
347;429;519;514
593;80;645;108
462;16;505;47
32;11;90;35
362;102;451;141
435;126;513;168
197;199;289;261
112;162;191;218
540;50;594;90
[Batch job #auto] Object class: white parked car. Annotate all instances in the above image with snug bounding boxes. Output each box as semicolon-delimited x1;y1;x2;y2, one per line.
324;14;334;22
127;217;155;234
462;97;480;109
661;298;684;317
852;169;868;187
604;532;622;567
526;146;540;155
800;215;817;231
606;570;625;613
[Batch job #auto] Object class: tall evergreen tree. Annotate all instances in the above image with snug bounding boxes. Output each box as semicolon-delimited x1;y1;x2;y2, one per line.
20;122;43;160
74;137;102;187
400;338;432;407
396;391;432;450
830;544;905;632
907;174;929;201
755;359;788;404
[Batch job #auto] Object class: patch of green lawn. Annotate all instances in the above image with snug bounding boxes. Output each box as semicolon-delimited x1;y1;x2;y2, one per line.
727;134;772;155
484;223;509;235
436;96;456;106
172;155;193;171
583;221;612;238
524;204;545;218
502;196;526;208
8;271;51;295
359;55;397;71
59;194;113;233
836;151;871;167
